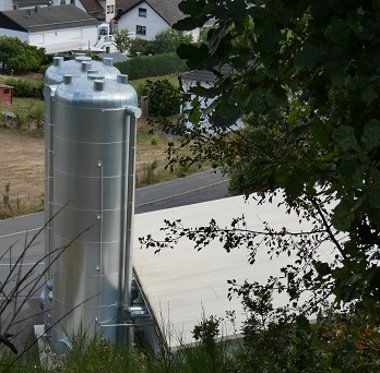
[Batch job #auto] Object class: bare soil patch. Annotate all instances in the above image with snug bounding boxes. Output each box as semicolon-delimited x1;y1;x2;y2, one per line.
0;123;200;218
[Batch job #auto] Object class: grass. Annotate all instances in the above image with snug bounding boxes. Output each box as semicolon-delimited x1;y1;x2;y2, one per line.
0;73;209;219
0;98;44;133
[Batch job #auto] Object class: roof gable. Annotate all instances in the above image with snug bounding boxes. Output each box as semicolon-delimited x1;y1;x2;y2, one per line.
79;0;104;14
0;5;99;32
116;0;183;26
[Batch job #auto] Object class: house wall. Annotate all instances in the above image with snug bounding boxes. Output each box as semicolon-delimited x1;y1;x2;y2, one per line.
25;25;97;53
0;28;28;41
117;1;169;41
51;0;86;11
104;0;115;23
0;0;12;11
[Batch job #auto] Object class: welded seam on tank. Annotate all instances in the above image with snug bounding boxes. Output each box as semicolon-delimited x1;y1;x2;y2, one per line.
54;168;126;179
54;201;124;213
54;232;122;245
55;133;126;145
54;101;128;111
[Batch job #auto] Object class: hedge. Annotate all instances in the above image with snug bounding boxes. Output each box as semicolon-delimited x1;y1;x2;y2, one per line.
5;78;43;99
115;53;187;80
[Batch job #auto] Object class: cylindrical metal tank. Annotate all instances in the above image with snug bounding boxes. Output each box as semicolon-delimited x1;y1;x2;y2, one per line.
45;56;120;85
43;57;121;329
50;74;140;351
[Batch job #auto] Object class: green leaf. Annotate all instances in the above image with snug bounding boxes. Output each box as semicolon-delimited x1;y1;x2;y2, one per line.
326;16;349;47
332;199;355;231
294;43;326;70
311;122;332;146
314;261;331;277
362;119;380;151
332;126;360;152
285;174;304;200
368;182;380;209
361;86;378;103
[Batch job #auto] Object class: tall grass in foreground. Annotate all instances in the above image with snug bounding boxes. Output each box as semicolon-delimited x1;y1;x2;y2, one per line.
0;335;232;373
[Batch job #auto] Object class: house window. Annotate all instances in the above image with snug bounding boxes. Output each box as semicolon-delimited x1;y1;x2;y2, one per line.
138;7;147;17
110;4;114;13
136;25;146;35
3;89;9;94
106;5;110;14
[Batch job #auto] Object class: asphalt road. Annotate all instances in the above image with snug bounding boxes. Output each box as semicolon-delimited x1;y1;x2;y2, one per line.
0;169;229;252
0;170;229;350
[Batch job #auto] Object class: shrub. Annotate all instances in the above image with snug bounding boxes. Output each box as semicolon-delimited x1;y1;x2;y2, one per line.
0;36;48;73
128;38;154;57
142;79;181;116
151;29;192;55
115;53;187;80
4;78;43;99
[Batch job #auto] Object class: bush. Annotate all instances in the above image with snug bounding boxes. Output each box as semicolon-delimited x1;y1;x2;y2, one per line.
115;53;187;80
151;29;192;55
4;78;43;99
142;79;181;116
0;36;48;73
128;38;155;57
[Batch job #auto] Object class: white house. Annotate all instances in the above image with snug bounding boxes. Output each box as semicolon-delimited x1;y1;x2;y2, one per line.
0;5;99;54
115;0;200;41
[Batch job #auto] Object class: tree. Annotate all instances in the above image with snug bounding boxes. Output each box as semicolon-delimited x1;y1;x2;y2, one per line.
0;36;47;73
128;38;155;56
113;29;132;53
143;0;380;324
151;29;193;55
141;79;181;117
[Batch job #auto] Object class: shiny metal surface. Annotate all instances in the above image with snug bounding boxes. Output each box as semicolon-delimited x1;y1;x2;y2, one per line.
50;74;139;351
43;57;121;317
45;56;121;85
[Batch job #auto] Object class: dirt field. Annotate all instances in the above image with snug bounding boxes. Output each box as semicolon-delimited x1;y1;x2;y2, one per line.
0;124;196;218
0;129;44;215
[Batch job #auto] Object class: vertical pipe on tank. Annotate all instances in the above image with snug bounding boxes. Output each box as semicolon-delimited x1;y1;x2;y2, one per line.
97;159;104;319
124;104;141;325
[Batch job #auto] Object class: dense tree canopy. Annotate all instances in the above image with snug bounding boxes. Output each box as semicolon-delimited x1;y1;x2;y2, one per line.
0;36;47;73
144;0;380;324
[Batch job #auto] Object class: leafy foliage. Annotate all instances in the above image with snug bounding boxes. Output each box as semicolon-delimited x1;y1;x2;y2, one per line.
5;78;43;99
128;30;192;57
0;37;47;73
115;53;187;80
151;29;193;55
129;38;155;57
140;79;181;116
154;0;380;321
113;29;132;53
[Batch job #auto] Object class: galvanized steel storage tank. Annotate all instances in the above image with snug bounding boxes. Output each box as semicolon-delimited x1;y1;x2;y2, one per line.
43;57;121;328
50;73;141;351
43;56;121;281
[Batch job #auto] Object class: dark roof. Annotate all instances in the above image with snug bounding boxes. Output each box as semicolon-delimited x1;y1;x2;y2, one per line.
0;5;99;32
98;52;127;63
79;0;104;15
181;65;233;83
116;0;183;25
13;0;50;8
